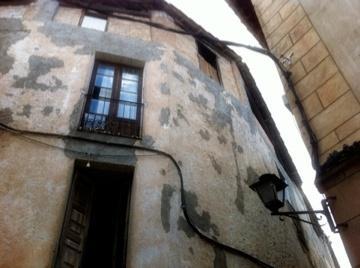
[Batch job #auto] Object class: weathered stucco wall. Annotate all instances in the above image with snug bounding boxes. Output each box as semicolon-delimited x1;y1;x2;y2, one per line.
0;1;337;267
251;0;360;164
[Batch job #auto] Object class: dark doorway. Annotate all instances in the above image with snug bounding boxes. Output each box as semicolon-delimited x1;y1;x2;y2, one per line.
55;161;133;268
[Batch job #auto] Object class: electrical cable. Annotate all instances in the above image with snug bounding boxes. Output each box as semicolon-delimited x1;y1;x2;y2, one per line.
0;122;274;268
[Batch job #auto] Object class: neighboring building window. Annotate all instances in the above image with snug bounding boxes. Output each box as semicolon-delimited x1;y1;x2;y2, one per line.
79;61;143;138
80;13;107;31
197;41;221;83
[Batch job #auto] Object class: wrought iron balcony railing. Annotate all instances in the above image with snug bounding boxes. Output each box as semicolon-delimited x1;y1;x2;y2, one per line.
78;96;144;139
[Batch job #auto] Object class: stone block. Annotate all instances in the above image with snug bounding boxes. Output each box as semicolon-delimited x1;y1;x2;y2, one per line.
257;0;273;14
302;92;323;119
150;11;178;47
336;113;360;140
289;16;312;44
264;13;283;36
279;0;299;20
273;35;293;57
268;5;305;48
317;73;349;107
310;91;360;139
295;57;337;100
289;61;306;83
262;0;288;24
301;41;329;72
107;17;152;41
288;29;320;64
319;131;339;154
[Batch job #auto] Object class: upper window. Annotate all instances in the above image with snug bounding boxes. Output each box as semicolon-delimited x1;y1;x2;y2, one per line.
197;41;221;83
79;61;143;138
81;14;107;31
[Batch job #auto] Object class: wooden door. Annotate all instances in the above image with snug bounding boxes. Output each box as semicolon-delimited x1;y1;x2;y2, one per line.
55;174;94;268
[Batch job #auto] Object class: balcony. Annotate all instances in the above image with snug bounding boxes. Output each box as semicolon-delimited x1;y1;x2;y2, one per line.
78;96;143;139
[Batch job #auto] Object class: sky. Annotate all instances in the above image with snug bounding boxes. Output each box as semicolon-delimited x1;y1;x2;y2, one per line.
165;0;351;267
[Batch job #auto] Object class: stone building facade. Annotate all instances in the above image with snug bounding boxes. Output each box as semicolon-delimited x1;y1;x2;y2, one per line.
233;0;360;266
0;0;338;267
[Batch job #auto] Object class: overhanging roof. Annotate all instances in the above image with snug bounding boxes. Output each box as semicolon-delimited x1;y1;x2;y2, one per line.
225;0;268;48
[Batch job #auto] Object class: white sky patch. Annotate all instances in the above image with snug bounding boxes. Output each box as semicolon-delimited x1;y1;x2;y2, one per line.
166;0;351;267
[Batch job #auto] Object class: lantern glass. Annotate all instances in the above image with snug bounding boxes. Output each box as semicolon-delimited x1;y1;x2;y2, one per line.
256;182;277;205
250;174;288;213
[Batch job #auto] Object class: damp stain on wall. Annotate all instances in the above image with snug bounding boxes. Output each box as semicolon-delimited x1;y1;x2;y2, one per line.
161;184;175;233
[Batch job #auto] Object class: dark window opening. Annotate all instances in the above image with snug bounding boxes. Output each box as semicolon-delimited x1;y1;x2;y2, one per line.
79;60;143;138
196;41;221;83
55;161;133;268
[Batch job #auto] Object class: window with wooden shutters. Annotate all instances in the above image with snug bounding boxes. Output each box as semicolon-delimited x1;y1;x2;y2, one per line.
197;41;221;83
79;61;143;138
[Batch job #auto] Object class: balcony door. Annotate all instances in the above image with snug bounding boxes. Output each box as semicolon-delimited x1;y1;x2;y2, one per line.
81;61;142;138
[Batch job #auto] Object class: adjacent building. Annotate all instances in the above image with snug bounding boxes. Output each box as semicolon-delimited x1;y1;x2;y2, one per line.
229;0;360;266
0;0;339;267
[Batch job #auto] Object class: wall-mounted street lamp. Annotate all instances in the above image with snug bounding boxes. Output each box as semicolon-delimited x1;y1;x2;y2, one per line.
249;174;345;233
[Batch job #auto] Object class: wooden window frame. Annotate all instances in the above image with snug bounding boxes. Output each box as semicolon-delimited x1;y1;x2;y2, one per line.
196;41;222;84
79;60;144;138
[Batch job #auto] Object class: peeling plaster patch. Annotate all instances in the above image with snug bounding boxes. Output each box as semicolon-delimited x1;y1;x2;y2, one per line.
160;63;168;73
0;18;29;74
232;142;243;154
17;104;31;118
184;190;219;236
0;108;14;124
35;0;58;22
41;106;53;116
13;55;66;91
198;129;210;141
230;95;257;135
159;108;170;127
208;155;222;175
161;184;175;233
246;166;259;186
176;107;190;125
177;216;195;238
160;169;166;176
69;97;85;131
235;174;244;214
213;246;228;268
172;71;185;83
188;93;208;110
188;78;196;87
172;118;179;127
160;83;170;95
174;51;258;135
39;22;164;60
141;135;155;148
217;135;227;145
